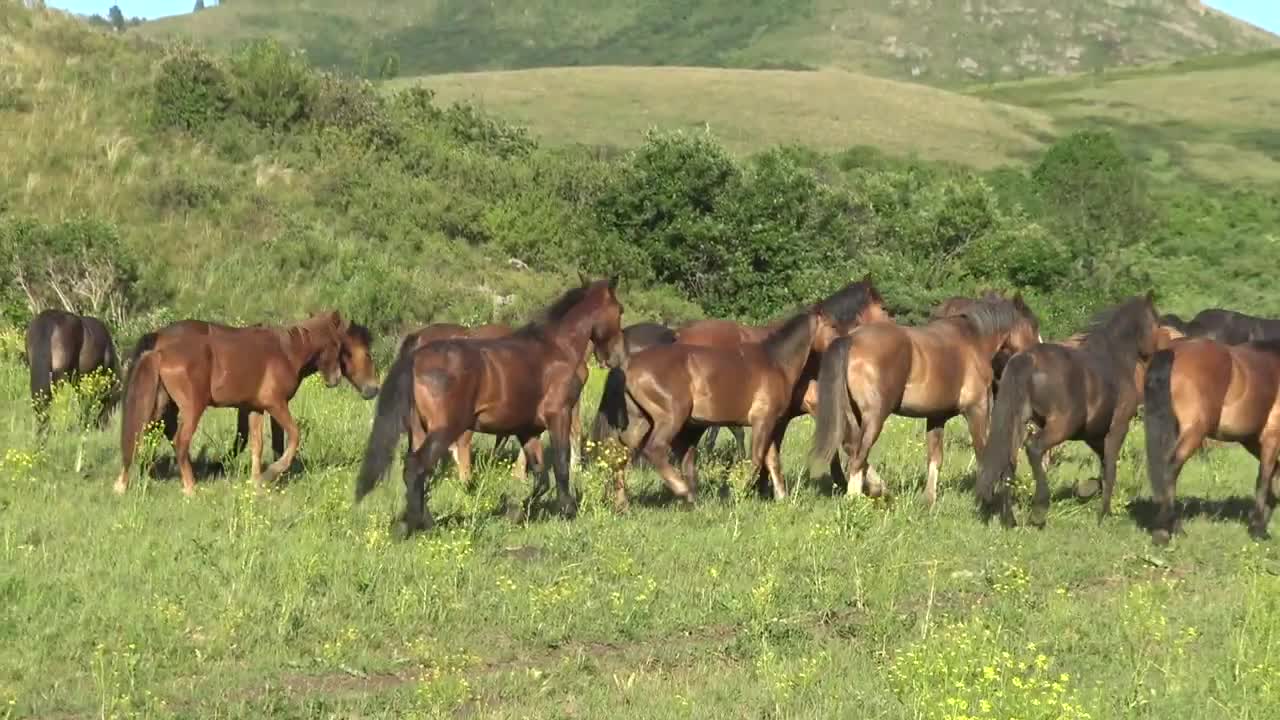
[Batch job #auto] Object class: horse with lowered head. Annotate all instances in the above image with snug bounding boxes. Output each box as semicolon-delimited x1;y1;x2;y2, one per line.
354;278;625;539
1160;308;1280;346
25;308;121;429
115;311;379;496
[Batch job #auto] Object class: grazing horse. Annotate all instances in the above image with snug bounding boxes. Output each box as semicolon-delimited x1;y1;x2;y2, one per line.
25;308;121;428
1143;337;1280;545
114;311;379;496
614;291;860;506
1179;308;1280;345
809;295;1041;506
975;293;1164;527
354;278;625;538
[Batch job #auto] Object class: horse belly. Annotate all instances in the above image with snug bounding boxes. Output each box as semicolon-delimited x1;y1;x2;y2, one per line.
687;362;753;425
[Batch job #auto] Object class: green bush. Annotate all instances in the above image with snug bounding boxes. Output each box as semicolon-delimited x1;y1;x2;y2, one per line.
149;43;232;132
226;38;315;132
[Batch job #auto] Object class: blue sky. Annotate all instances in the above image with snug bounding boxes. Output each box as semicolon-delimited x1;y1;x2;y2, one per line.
44;0;1280;33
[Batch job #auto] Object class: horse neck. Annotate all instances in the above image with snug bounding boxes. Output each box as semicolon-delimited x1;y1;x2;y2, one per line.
541;301;600;365
768;315;819;387
282;323;336;374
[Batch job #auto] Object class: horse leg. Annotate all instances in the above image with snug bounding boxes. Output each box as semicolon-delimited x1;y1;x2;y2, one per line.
455;430;474;491
844;404;884;501
1247;436;1280;540
518;435;550;521
1097;423;1131;522
547;412;578;519
259;403;300;484
570;404;583;470
764;422;789;500
1023;417;1072;529
172;401;207;497
247;411;265;490
510;434;529;483
731;426;747;458
641;411;695;503
673;425;707;498
924;418;946;508
614;395;653;511
1152;428;1201;545
749;417;780;499
398;425;449;539
703;426;721;453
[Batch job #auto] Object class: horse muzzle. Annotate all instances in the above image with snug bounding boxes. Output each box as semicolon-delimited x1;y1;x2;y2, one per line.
361;384;380;400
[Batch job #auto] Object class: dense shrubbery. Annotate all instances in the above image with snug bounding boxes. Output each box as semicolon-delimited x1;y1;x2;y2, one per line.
6;18;1184;342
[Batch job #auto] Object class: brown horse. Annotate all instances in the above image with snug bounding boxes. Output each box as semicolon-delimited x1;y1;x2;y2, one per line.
354;278;625;538
396;321;590;488
809;295;1041;506
25;308;121;428
1144;336;1280;544
975;293;1165;528
671;317;779;456
614;293;857;506
114;311;379;496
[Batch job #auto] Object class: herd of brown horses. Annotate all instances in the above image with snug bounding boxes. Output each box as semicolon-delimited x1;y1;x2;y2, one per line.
21;278;1280;546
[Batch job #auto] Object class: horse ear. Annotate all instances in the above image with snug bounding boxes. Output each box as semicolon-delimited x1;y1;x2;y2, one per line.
1145;289;1156;305
608;275;619;291
577;270;589;287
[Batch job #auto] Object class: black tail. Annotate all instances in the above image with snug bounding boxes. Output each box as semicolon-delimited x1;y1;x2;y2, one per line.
26;315;56;418
354;349;416;501
808;335;853;476
1143;349;1178;507
586;366;629;452
976;352;1035;506
97;332;124;426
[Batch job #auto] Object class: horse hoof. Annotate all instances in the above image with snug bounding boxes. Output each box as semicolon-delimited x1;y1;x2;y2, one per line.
558;499;579;520
1075;477;1100;499
1249;525;1272;542
1151;529;1172;547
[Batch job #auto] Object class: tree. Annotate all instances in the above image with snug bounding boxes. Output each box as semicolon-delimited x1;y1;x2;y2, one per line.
107;4;124;31
194;0;205;10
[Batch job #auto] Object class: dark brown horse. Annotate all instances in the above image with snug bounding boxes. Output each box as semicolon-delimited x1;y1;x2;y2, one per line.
354;278;625;538
975;293;1165;527
25;308;120;428
1164;308;1280;346
810;295;1041;506
614;293;859;506
114;311;379;496
1144;336;1280;544
584;321;680;454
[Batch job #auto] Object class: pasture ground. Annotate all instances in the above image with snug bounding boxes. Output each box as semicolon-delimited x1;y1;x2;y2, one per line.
4;343;1280;719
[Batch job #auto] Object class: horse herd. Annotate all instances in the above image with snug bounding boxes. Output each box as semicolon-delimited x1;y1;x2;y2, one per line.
21;276;1280;546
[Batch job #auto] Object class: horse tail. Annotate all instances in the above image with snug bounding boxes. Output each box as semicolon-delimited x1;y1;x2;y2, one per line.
977;352;1035;506
354;349;416;501
1143;349;1178;507
98;327;124;424
586;366;629;453
808;335;853;475
119;338;162;471
26;314;55;416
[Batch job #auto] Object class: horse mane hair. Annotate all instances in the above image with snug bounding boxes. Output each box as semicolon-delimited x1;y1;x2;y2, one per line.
930;289;1006;321
955;296;1038;337
513;284;594;338
762;311;816;365
1068;295;1158;367
817;280;883;329
346;321;373;346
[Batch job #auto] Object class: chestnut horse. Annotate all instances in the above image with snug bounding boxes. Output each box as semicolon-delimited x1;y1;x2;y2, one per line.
354;278;625;538
114;311;379;496
1144;336;1280;545
614;291;863;506
976;293;1165;527
809;295;1041;506
25;308;121;428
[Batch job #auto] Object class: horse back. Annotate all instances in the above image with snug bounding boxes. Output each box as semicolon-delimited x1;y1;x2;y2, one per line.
413;337;556;432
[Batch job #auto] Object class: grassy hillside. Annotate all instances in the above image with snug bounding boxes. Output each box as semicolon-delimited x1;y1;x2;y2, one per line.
140;0;1279;85
401;66;1055;169
411;49;1280;185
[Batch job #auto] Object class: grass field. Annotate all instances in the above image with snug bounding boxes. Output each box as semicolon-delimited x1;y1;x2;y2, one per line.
409;51;1280;183
6;335;1280;718
404;66;1055;168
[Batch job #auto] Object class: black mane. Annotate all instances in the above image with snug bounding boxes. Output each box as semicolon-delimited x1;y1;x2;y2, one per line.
512;285;593;338
955;297;1038;337
816;279;882;329
762;311;815;365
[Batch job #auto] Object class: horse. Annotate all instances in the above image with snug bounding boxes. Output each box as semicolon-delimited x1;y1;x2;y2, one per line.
354;278;625;538
809;294;1041;506
584;321;679;455
1143;336;1280;545
1178;308;1280;345
613;285;875;506
24;308;121;429
975;293;1165;528
114;311;379;496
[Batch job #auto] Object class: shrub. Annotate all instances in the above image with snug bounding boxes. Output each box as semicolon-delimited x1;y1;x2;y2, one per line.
226;38;315;132
149;43;232;132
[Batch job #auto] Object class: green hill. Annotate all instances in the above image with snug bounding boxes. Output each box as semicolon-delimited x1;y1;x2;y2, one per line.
140;0;1279;85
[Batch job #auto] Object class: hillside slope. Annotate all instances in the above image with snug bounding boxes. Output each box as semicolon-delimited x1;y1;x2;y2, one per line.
140;0;1279;85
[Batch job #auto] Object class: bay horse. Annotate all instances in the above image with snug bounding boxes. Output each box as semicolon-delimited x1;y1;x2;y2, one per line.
25;308;121;428
809;295;1041;506
395;322;589;488
613;290;864;506
584;321;679;454
114;311;379;496
354;278;625;538
1144;336;1280;545
975;293;1164;528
